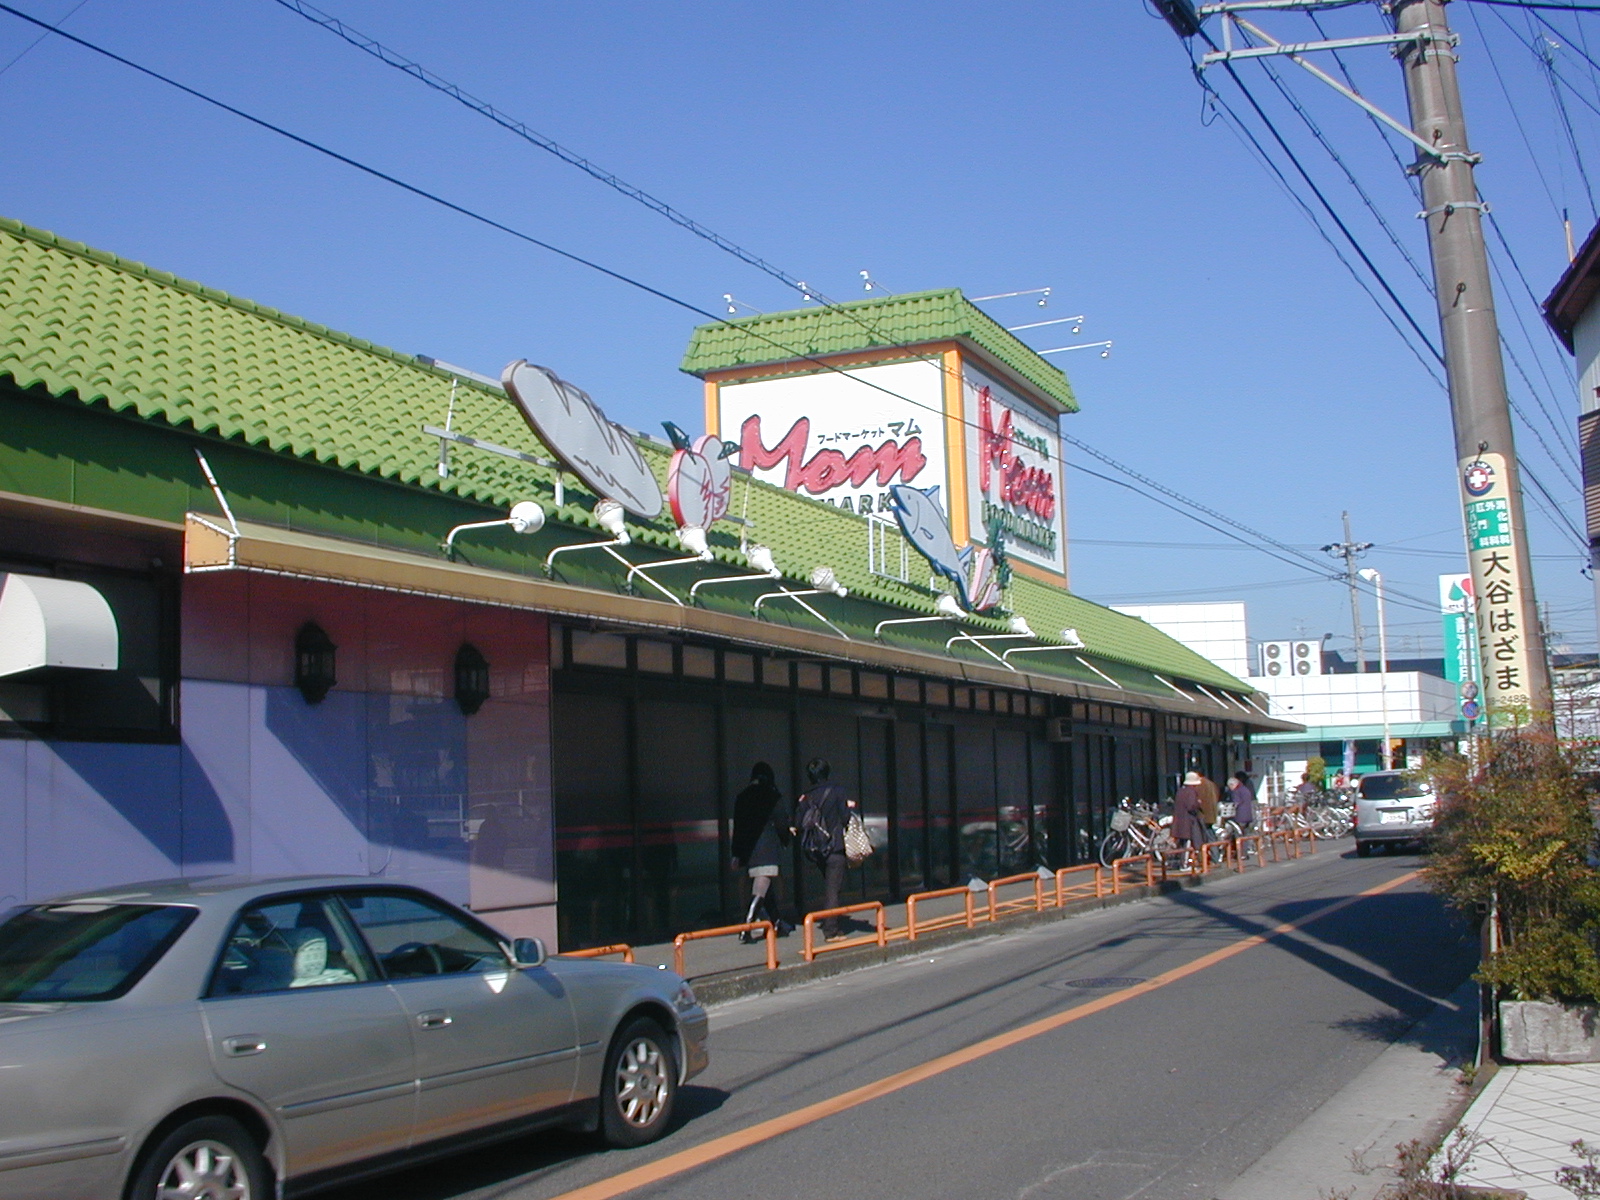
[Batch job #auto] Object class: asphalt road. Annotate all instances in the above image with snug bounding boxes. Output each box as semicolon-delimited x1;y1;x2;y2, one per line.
328;848;1476;1200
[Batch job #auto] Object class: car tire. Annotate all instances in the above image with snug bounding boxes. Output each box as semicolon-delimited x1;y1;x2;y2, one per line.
127;1115;269;1200
1356;841;1372;857
600;1017;678;1148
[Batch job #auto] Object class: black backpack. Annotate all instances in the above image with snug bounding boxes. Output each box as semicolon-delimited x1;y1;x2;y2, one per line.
797;790;836;864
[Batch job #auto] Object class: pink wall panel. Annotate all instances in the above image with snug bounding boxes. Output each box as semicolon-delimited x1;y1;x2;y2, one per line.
182;573;250;683
244;575;368;690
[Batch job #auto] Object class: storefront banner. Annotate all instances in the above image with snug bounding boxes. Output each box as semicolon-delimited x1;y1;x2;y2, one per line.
961;363;1066;575
719;359;947;520
667;433;733;530
1460;452;1536;719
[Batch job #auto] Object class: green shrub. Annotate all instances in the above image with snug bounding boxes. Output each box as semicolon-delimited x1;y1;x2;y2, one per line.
1425;728;1600;1005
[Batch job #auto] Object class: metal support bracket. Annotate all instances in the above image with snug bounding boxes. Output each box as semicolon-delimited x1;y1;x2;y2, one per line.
945;631;1033;671
1417;200;1489;220
752;589;851;641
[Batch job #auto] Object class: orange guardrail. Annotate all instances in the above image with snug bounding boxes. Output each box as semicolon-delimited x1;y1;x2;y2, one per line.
802;901;886;962
905;885;976;941
560;943;635;963
673;921;776;975
1055;863;1103;905
1234;834;1265;869
988;871;1047;922
1109;854;1155;893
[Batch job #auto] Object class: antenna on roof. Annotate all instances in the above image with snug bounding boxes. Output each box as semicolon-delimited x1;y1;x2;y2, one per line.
722;294;763;316
970;287;1050;307
860;270;893;296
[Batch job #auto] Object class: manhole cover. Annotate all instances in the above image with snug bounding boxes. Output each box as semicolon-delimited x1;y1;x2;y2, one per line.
1043;976;1148;991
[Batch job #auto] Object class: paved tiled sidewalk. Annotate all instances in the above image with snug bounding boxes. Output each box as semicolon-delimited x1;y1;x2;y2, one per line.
1454;1061;1600;1198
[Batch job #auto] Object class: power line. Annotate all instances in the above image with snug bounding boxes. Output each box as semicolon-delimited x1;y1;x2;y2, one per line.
5;0;1384;612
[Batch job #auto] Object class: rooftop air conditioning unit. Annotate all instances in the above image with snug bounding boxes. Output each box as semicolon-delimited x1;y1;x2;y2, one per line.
1259;640;1292;677
1290;639;1322;676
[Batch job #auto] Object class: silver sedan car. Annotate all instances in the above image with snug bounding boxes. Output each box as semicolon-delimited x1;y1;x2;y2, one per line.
0;876;708;1200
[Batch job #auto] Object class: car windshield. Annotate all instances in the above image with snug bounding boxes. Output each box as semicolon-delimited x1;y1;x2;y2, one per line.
0;903;196;1002
1359;775;1431;801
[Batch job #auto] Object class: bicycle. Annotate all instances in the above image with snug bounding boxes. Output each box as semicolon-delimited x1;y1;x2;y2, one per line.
1098;797;1170;867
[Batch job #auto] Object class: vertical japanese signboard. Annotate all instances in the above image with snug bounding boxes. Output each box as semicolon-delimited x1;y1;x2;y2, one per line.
960;363;1067;575
1438;573;1475;685
1460;452;1537;720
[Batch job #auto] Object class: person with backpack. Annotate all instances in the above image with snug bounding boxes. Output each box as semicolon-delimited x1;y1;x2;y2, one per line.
730;761;791;942
792;757;856;941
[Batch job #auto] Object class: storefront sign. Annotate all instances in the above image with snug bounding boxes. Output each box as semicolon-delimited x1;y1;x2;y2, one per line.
1458;452;1536;719
503;360;663;518
721;360;946;519
887;484;1009;612
961;364;1066;574
666;433;733;530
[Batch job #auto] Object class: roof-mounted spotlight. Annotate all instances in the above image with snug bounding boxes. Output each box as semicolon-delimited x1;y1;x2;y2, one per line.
1000;627;1088;666
875;591;966;640
444;500;546;559
809;566;849;598
686;543;781;605
544;498;635;578
622;523;716;606
753;565;851;640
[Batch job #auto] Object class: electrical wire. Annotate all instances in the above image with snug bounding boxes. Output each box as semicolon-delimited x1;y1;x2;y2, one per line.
3;0;1400;618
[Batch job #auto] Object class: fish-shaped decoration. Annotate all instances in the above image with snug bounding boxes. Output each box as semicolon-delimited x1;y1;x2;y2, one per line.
888;484;970;610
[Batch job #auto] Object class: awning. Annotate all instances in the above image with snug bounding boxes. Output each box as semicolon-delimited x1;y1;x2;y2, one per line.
1250;720;1465;744
0;573;119;677
183;514;1302;733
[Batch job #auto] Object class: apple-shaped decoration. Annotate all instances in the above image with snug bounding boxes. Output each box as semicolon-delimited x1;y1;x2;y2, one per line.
667;434;733;531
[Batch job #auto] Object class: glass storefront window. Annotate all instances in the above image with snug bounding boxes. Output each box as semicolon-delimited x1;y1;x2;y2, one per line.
859;672;889;700
894;677;921;705
635;640;674;675
796;663;824;692
682;645;716;679
723;651;755;684
570;631;627;670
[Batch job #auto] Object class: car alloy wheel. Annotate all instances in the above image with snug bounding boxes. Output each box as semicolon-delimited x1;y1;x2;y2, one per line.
157;1139;251;1200
131;1116;267;1200
601;1016;677;1146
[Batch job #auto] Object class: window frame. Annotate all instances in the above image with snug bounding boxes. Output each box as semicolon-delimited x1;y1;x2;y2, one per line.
203;889;383;1001
335;887;515;982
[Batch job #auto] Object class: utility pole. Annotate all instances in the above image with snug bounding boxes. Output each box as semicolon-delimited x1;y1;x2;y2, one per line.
1393;0;1553;718
1321;512;1372;672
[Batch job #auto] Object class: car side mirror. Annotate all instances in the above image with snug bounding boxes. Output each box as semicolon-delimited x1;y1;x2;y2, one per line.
510;937;547;968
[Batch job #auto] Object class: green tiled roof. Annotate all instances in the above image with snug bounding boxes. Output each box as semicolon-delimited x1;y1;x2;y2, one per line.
680;289;1078;414
0;215;1247;695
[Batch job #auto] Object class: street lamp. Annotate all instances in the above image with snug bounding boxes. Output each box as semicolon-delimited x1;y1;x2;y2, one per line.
1359;568;1393;770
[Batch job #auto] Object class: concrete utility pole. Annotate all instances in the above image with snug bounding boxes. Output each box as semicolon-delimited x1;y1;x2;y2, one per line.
1322;512;1373;673
1393;0;1552;718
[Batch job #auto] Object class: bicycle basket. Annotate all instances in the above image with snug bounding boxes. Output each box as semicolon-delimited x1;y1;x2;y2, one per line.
1218;801;1237;819
1110;809;1133;832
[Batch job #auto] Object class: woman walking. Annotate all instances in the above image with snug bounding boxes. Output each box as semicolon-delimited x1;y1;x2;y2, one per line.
730;762;791;941
1173;771;1207;868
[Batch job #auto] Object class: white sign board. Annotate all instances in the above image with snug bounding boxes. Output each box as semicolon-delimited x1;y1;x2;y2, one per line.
961;363;1066;574
719;359;947;519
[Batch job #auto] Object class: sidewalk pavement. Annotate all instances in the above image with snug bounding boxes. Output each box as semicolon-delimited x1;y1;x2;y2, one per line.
1451;1061;1600;1199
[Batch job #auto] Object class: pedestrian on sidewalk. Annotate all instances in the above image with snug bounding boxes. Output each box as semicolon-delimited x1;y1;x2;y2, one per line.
1228;771;1256;830
1173;771;1207;866
730;761;791;942
1196;770;1221;840
793;758;856;941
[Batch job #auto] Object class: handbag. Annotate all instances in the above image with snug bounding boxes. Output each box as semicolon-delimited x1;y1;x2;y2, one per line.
843;811;874;864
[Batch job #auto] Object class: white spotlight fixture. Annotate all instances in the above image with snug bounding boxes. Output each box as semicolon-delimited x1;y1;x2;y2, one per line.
746;544;778;576
935;593;964;618
1008;615;1034;636
444;501;546;557
595;499;629;542
677;525;710;559
810;566;849;598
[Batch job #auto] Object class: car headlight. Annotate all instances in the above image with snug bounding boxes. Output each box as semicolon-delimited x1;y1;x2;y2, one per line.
672;981;699;1012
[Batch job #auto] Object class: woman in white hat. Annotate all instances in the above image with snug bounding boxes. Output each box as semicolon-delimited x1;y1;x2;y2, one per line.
1173;771;1207;864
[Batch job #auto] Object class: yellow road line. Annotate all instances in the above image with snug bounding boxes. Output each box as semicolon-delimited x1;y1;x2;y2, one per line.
550;869;1422;1200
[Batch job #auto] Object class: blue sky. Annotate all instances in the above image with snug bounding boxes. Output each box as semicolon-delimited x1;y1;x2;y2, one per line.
1;0;1593;662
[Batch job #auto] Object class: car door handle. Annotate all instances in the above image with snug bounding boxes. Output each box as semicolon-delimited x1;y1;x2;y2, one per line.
221;1036;267;1057
416;1010;453;1030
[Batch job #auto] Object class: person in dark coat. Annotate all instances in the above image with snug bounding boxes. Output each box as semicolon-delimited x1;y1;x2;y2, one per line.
792;758;856;940
1228;771;1257;830
730;762;790;941
1173;771;1207;865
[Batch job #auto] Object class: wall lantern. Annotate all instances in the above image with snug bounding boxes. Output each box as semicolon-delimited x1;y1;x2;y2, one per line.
294;622;337;705
454;643;491;716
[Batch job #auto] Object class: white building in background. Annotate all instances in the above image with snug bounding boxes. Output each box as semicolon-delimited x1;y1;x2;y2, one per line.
1115;601;1466;800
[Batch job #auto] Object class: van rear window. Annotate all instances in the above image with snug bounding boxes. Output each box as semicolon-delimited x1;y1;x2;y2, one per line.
1359;775;1430;801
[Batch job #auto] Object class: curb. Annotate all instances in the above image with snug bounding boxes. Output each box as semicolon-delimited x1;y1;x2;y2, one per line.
692;868;1219;1006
